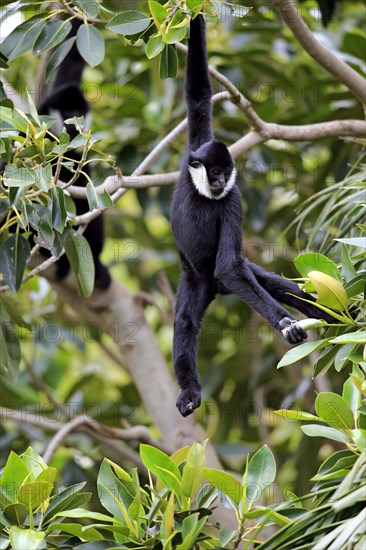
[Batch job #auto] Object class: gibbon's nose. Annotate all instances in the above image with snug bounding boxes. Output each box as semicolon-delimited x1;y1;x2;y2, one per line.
212;176;225;189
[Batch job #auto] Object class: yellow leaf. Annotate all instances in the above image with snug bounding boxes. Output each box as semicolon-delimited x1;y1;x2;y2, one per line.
308;270;348;311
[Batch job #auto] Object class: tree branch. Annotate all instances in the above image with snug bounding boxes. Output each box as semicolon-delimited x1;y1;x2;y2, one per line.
271;0;366;107
69;118;365;216
43;414;86;462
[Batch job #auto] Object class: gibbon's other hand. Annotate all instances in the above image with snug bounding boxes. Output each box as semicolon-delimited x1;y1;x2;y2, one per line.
279;317;308;344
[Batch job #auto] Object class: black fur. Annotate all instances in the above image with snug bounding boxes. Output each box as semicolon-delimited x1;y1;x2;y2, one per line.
299;0;338;26
38;20;110;289
170;15;334;417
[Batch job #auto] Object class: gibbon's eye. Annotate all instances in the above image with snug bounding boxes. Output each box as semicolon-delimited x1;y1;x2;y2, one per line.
191;161;201;169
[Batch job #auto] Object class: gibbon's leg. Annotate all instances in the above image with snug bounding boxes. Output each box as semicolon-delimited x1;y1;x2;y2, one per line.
174;272;215;417
248;261;335;323
215;256;307;344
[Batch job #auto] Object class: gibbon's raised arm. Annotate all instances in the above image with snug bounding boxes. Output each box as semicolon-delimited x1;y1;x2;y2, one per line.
186;15;214;150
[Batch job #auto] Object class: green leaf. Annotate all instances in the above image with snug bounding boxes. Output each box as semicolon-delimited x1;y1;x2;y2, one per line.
274;409;321;422
317;450;356;476
159;45;178;79
3;503;28;526
341;244;356;282
335;237;366;249
0;106;15;127
42;482;90;523
352;429;366;451
36;467;57;484
0;452;29;502
308;271;348;311
329;331;366;344
9;527;45;550
17;481;53;511
146;35;165;59
244;506;291;526
35;165;52;192
63;230;95;298
342;377;360;414
26;91;40;125
3;164;36;187
85;182;113;210
277;339;329;368
75;0;100;18
164;12;189;44
105;459;133;484
76;23;105;67
1;18;46;61
345;273;366;298
315;392;354;430
107;11;151;36
33;20;72;55
45;522;103;542
22;447;48;479
176;512;207;550
245;445;276;510
149;1;168;25
0;234;31;291
187;0;204;10
301;424;350;443
53;508;114;522
202;468;242;506
181;442;206;498
51;187;67;233
45;37;76;82
140;444;181;493
97;459;134;522
294;253;342;282
0;319;21;378
334;343;358;372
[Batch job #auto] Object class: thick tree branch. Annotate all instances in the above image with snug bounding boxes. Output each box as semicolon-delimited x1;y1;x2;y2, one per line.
69;118;365;211
271;0;366;107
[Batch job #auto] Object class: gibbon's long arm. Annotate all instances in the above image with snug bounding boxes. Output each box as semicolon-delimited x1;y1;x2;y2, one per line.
186;15;214;150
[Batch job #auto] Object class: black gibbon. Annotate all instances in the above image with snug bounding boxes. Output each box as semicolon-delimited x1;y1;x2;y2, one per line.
170;15;335;417
38;19;111;289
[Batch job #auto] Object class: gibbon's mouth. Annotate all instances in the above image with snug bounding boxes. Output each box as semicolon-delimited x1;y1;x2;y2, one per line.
210;184;225;196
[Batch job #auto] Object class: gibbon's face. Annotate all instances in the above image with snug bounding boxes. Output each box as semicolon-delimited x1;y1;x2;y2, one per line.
188;140;236;200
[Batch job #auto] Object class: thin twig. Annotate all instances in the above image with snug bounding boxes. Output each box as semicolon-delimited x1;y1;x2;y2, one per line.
43;414;85;462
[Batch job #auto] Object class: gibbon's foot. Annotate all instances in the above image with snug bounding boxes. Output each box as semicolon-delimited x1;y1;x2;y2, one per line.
279;317;308;344
176;387;201;417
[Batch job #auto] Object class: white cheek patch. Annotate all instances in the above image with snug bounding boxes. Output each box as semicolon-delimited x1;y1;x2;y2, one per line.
219;167;237;199
189;165;237;200
189;164;212;199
